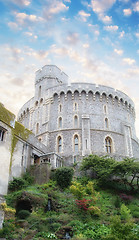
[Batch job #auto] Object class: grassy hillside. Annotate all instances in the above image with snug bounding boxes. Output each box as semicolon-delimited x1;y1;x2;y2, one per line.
0;168;139;240
1;154;139;240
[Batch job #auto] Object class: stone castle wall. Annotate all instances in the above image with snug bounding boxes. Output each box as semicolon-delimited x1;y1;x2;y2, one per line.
18;65;139;165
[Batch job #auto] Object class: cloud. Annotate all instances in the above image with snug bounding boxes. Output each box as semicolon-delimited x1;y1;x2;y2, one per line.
104;25;118;31
91;0;116;23
83;43;90;48
133;1;139;12
24;32;38;39
66;32;79;45
91;0;116;14
10;77;24;86
43;0;69;20
3;0;31;6
8;22;21;30
123;8;132;16
123;58;135;65
101;15;112;24
78;10;91;22
24;47;49;60
15;12;44;25
114;48;123;55
135;32;139;39
5;46;24;64
119;30;125;38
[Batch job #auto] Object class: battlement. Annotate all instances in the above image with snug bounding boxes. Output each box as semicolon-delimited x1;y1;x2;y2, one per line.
35;65;68;85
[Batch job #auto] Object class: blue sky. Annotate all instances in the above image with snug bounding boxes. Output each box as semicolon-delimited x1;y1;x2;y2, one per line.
0;0;139;136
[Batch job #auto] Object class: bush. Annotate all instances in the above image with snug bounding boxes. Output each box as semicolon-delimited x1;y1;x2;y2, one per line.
8;177;26;191
120;204;132;221
103;215;138;240
54;167;74;189
23;171;34;185
17;209;31;219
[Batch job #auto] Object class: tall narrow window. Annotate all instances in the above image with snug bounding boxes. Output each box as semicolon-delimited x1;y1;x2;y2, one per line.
59;104;62;112
58;136;62;153
74;135;79;153
105;137;112;153
105;118;108;128
74;102;78;111
38;86;41;98
0;128;6;141
86;139;88;149
104;105;107;114
59;117;62;128
74;115;78;128
36;123;39;135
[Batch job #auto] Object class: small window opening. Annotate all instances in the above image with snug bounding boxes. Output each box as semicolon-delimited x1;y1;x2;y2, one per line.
86;139;88;149
58;136;62;153
105;118;108;128
59;117;62;128
36;123;39;135
0;128;6;141
74;156;77;163
74;116;78;128
104;105;107;114
59;104;62;112
74;102;78;111
38;85;41;98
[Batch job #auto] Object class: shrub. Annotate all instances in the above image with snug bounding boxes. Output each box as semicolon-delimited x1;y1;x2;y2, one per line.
17;209;31;219
114;196;121;208
8;177;26;191
54;167;74;189
70;181;87;199
128;205;139;218
120;204;132;221
103;215;138;240
23;171;34;185
119;193;133;203
75;199;91;211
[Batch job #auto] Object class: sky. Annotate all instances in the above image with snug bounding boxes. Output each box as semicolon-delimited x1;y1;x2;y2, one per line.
0;0;139;136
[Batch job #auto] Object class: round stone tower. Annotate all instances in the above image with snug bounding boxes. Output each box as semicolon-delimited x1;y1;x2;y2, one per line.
18;65;139;165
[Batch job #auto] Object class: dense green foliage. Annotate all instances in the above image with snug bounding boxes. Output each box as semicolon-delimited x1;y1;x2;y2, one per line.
81;155;139;192
8;172;34;192
54;167;74;189
17;210;31;219
1;156;139;239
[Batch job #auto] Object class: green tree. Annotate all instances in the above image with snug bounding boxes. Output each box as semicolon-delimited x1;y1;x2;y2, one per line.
54;167;74;189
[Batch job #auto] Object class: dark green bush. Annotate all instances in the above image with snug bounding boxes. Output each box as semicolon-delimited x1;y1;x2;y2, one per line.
54;167;74;189
17;209;31;219
23;171;34;185
8;177;26;191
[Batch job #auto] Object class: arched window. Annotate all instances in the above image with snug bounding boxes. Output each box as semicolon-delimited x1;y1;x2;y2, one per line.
36;123;39;135
58;136;62;153
74;115;78;128
74;135;79;153
105;137;112;153
58;117;62;128
105;118;109;128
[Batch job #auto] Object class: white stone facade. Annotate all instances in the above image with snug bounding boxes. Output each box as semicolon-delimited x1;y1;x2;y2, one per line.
18;65;139;165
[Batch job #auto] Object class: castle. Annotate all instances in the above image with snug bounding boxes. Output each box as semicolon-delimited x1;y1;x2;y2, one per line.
18;65;139;164
0;64;139;227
